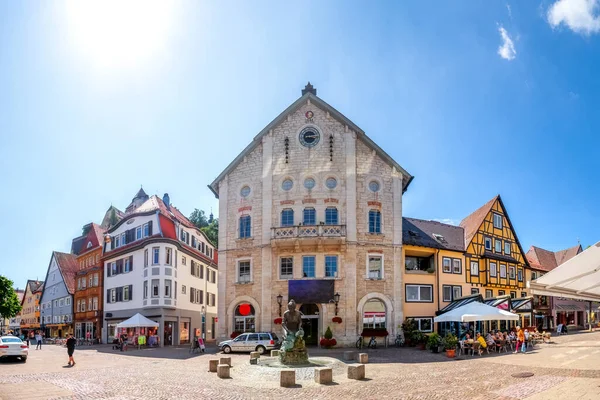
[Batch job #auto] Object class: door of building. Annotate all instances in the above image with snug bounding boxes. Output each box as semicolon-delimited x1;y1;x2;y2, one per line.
300;304;319;346
164;322;173;346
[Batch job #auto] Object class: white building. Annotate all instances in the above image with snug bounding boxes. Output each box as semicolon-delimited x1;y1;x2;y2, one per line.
209;83;412;345
102;189;218;346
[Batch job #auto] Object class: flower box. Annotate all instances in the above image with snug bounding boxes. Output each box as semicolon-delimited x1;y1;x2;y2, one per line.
273;318;282;325
319;338;337;348
332;317;343;324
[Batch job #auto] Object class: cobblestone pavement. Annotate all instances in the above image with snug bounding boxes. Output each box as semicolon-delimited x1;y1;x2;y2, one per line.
2;332;600;400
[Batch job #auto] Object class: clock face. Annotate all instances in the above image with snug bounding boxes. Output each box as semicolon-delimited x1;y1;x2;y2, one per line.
299;127;320;148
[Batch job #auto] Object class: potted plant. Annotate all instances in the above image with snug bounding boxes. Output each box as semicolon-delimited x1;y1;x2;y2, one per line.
401;319;418;347
426;332;441;353
412;331;426;350
319;326;337;348
442;333;458;358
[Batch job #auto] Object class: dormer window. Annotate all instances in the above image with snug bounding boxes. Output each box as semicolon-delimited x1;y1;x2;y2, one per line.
432;233;447;243
87;241;92;249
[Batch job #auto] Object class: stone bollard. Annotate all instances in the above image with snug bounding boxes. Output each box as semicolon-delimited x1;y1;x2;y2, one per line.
208;359;219;372
217;364;231;379
250;351;260;359
280;370;296;387
343;351;357;361
357;353;368;364
270;350;280;357
219;357;232;366
314;367;333;384
348;364;365;380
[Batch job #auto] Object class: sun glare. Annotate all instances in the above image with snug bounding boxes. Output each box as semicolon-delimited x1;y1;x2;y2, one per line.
64;0;176;71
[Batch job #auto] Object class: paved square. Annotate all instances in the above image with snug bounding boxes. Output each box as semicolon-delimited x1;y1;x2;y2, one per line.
1;332;600;399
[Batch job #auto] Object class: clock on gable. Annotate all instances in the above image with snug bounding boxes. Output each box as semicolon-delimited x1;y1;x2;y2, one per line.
299;126;320;148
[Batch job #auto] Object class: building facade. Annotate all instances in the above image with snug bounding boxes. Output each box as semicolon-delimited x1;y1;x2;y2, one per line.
210;84;413;345
2;289;24;335
461;195;533;326
73;223;106;341
19;280;43;336
526;244;586;329
102;190;218;346
401;218;469;333
40;252;78;338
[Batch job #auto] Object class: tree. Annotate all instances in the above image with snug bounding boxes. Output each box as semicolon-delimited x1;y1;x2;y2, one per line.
0;276;22;319
189;209;218;246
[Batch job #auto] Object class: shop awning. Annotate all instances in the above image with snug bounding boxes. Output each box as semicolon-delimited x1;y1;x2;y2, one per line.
116;313;159;328
434;301;519;323
530;242;600;302
511;298;532;312
484;296;511;310
436;294;483;316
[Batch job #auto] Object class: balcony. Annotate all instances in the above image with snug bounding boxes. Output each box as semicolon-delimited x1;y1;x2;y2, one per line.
271;225;346;249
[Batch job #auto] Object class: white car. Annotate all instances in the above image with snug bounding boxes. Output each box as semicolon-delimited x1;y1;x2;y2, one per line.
218;332;280;354
0;336;28;362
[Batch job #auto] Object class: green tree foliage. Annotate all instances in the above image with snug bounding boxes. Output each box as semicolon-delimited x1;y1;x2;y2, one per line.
0;276;22;319
189;209;218;246
108;208;119;228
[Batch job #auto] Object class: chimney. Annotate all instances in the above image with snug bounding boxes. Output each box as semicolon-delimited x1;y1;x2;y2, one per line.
163;193;170;210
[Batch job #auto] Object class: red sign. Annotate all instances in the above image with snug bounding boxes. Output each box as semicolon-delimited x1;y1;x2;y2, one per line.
215;317;218;323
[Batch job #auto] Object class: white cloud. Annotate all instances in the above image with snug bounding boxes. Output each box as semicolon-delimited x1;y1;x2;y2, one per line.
548;0;600;34
432;218;459;226
497;26;517;60
507;4;512;19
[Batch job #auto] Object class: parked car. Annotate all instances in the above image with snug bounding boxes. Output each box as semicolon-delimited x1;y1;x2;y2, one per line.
218;332;280;354
0;336;28;362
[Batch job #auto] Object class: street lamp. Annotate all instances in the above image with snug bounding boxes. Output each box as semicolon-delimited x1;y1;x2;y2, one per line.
333;292;341;316
276;294;283;317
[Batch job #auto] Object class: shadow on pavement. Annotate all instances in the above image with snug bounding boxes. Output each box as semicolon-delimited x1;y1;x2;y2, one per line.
75;343;222;360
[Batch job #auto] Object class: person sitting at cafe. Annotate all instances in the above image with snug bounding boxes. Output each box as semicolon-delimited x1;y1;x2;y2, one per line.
476;333;487;352
485;332;496;346
508;330;516;341
464;333;471;342
495;331;503;341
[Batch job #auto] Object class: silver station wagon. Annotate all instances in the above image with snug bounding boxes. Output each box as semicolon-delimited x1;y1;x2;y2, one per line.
219;332;280;354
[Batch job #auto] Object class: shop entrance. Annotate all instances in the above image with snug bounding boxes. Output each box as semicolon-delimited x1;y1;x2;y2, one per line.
164;322;173;346
300;304;319;346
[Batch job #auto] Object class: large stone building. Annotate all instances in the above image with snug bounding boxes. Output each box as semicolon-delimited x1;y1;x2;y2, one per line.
210;83;413;345
102;189;218;346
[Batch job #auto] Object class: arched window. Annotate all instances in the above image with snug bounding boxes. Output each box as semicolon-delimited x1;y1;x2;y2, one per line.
234;303;255;333
281;209;294;227
368;210;381;233
303;208;316;225
325;207;338;225
362;299;386;329
239;215;251;239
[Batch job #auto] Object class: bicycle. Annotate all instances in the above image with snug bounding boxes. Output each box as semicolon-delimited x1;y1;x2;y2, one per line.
356;336;364;349
367;336;377;349
395;334;405;348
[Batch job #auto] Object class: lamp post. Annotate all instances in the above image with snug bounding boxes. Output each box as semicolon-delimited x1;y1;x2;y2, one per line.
277;294;283;317
333;292;341;316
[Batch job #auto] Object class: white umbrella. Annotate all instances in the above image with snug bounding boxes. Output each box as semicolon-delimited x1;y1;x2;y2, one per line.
116;313;159;328
434;301;519;323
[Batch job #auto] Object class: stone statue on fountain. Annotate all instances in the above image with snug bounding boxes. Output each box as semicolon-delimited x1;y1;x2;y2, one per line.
279;299;309;365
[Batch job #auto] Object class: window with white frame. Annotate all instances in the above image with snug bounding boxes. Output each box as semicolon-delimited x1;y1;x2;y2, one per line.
405;284;433;302
302;256;316;278
500;264;507;278
92;297;98;310
143;280;148;299
531;271;537;280
471;288;479;295
153;247;160;265
493;213;503;229
182;285;186;294
485;289;493;298
238;260;251;283
490;262;497;277
124;257;131;273
362;299;386;329
470;261;479;276
504;241;511;255
453;259;462;274
280;257;293;279
59;298;64;307
136;226;142;240
66;297;71;306
182;256;186;266
166;248;172;265
110;288;116;303
123;285;130;301
498;290;505;296
442;257;451;273
509;266;515;279
495;239;502;253
442;285;462;302
152;279;159;297
368;255;383;279
164;280;172;298
143;223;150;237
325;255;338;278
144;249;148;267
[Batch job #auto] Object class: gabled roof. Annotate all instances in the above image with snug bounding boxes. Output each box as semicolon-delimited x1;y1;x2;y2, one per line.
133;187;148;200
208;86;413;197
72;223;106;256
460;195;498;247
52;251;79;295
526;244;583;272
402;217;464;252
460;195;529;267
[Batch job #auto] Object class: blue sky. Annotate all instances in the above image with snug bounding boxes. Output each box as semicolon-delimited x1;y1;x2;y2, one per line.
1;1;599;288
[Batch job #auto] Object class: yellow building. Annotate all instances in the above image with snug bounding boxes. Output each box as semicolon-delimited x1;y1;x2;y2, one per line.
460;195;533;326
402;217;470;333
19;280;44;335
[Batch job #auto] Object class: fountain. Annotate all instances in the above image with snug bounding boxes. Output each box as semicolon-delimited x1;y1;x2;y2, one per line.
279;299;309;365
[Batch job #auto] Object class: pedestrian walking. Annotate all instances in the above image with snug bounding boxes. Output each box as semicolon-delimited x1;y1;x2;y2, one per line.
514;326;525;354
66;333;77;367
35;331;42;350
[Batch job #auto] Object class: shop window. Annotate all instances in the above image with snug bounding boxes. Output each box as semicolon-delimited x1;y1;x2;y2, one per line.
234;303;255;333
362;299;386;329
406;285;433;302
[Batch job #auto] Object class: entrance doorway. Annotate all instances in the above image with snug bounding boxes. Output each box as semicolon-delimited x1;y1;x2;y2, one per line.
164;322;173;346
300;304;319;346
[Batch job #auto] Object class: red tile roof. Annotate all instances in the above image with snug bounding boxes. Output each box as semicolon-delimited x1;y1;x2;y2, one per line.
53;251;79;294
459;195;498;246
525;244;582;272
